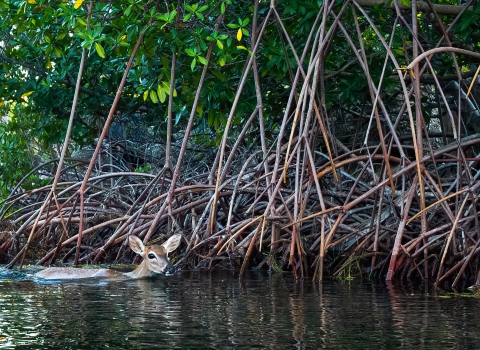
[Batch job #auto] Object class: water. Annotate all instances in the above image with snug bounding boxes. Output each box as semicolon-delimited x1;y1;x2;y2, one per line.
0;269;479;349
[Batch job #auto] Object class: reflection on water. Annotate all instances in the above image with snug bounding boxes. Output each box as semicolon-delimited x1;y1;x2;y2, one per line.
0;270;480;349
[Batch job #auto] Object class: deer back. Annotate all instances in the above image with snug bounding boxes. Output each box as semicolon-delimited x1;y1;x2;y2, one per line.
35;234;182;280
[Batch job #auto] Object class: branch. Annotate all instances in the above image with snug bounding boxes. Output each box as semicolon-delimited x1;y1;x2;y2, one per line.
407;47;480;70
356;0;472;15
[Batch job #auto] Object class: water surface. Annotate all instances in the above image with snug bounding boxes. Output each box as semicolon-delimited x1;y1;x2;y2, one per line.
0;269;479;349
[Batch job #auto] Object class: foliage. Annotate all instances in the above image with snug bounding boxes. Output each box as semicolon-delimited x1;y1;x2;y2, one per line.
0;114;31;198
0;0;476;198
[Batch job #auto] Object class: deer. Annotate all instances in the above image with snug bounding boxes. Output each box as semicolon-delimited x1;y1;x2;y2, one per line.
35;234;182;280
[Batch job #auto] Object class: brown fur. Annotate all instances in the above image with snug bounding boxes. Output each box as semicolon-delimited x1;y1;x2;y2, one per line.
35;234;182;280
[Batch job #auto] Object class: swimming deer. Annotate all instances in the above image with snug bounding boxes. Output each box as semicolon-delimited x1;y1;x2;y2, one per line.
35;234;182;280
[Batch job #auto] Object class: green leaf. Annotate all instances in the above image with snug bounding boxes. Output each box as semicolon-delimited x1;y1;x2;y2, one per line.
168;10;177;22
157;13;169;21
161;81;170;94
242;18;250;26
162;81;178;97
150;89;158;103
124;5;132;16
461;13;478;31
183;13;192;22
191;58;197;71
53;45;63;56
196;12;205;20
157;84;166;103
216;40;223;50
77;17;87;26
221;2;225;14
75;31;89;40
197;56;207;65
162;81;176;95
95;42;105;58
198;5;208;12
227;23;239;29
185;48;196;57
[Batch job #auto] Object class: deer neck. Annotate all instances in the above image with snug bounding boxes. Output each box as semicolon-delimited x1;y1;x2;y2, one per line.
124;260;154;278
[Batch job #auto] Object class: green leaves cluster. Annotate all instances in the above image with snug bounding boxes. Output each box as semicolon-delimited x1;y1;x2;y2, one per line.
0;112;33;198
75;28;108;58
144;81;177;104
183;3;208;22
227;17;250;41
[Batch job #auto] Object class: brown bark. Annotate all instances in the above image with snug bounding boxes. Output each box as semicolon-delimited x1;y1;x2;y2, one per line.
356;0;471;15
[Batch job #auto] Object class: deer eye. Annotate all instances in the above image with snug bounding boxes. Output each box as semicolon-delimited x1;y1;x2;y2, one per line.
147;253;155;259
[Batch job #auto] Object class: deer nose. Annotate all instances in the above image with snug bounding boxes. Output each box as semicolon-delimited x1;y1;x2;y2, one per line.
165;264;176;276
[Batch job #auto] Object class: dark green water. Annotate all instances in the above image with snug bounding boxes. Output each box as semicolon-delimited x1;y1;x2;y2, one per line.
0;269;479;349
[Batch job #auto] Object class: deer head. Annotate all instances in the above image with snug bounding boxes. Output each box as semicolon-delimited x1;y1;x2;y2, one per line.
127;234;182;277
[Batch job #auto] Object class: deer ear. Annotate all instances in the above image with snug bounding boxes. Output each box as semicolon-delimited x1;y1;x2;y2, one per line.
162;234;182;253
129;235;145;256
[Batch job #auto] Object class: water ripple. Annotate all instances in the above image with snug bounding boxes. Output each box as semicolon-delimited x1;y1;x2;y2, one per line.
0;270;479;349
